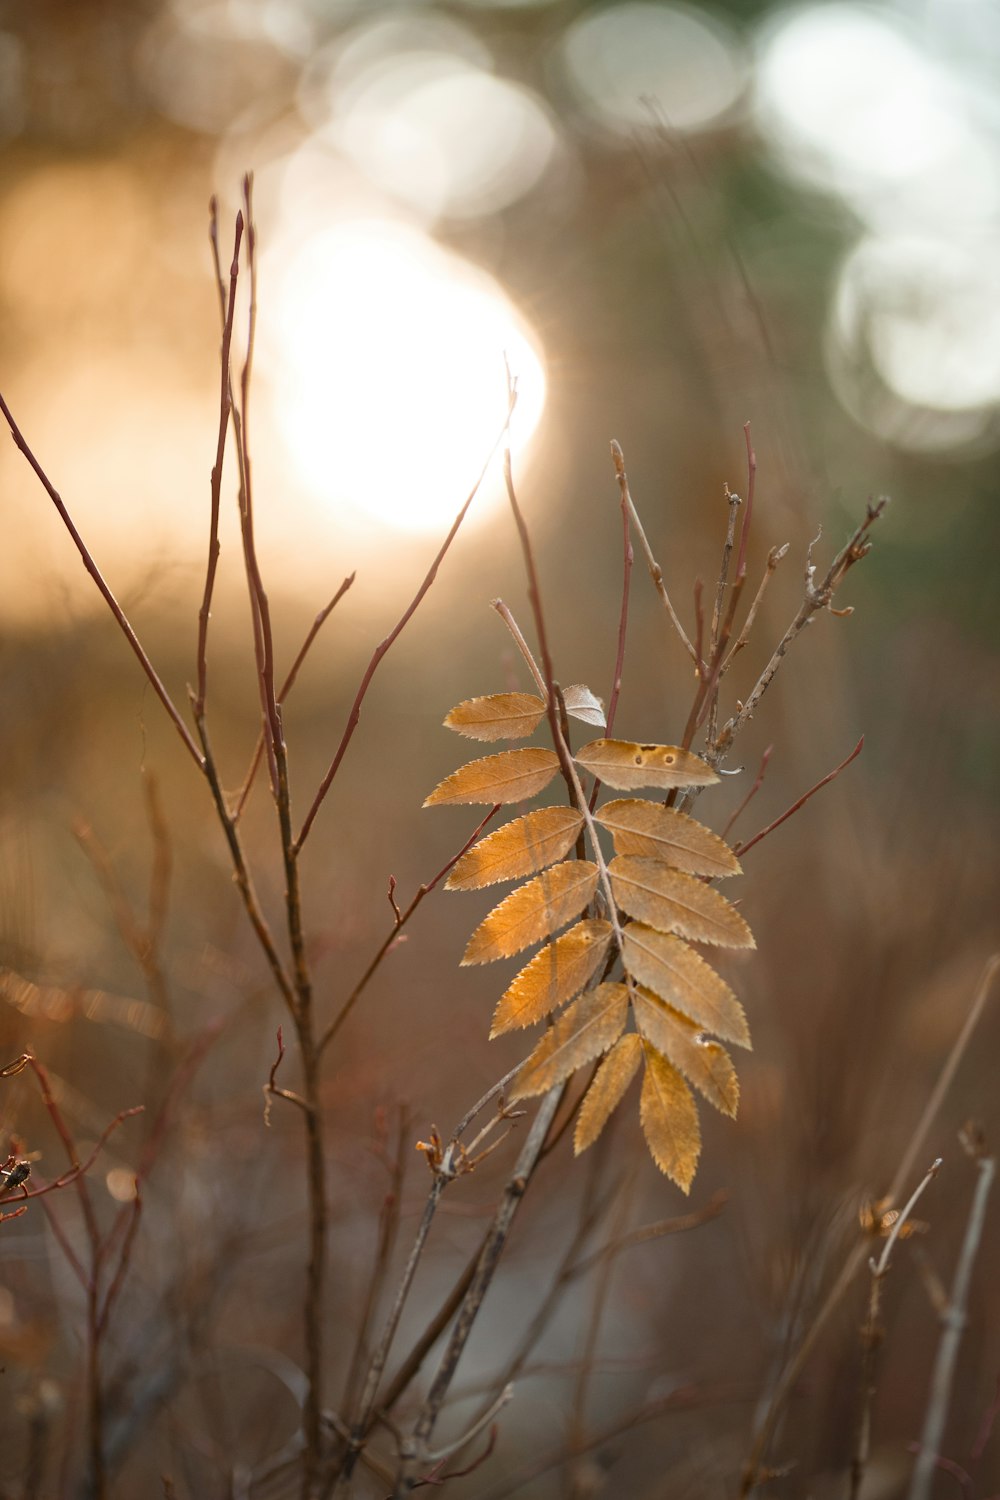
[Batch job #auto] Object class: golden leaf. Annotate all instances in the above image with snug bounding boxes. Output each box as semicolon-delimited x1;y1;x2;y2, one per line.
574;739;718;791
609;856;754;949
491;921;613;1035
444;692;547;742
595;798;741;878
639;1043;701;1191
509;981;629;1095
621;923;751;1047
561;684;606;727
424;748;560;807
633;989;738;1117
462;860;599;966
574;1032;643;1155
445;807;584;892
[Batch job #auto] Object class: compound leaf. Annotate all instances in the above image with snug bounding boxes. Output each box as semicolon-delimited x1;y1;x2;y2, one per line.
445;807;584;891
510;980;629;1095
424;748;559;807
633;989;739;1117
462;860;599;966
610;857;754;949
621;923;751;1047
596;798;741;878
491;920;612;1035
444;692;546;742
639;1043;701;1191
574;739;718;791
574;1032;643;1155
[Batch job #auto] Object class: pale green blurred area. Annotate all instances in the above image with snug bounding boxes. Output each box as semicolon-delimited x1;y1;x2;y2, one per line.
1;2;999;1495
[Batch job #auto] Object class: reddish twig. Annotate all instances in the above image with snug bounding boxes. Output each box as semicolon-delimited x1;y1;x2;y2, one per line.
0;392;203;769
195;206;243;716
234;572;355;819
734;738;863;860
295;395;515;853
318;805;500;1058
720;745;773;843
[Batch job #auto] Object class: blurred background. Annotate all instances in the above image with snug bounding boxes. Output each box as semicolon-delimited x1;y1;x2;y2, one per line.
1;1;998;1495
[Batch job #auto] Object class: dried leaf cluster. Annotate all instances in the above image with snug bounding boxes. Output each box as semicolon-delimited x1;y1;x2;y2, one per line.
425;692;754;1191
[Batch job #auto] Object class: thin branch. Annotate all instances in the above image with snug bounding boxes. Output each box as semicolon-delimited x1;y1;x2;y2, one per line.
195;207;243;716
614;444;697;664
720;746;772;844
741;954;1000;1494
235;573;356;819
851;1159;943;1500
296;397;515;853
605;442;635;739
734;738;864;860
0;391;203;769
720;545;788;678
318;805;500;1058
716;499;888;759
911;1142;997;1500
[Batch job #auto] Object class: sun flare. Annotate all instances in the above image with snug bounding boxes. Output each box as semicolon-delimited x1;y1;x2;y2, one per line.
262;220;547;535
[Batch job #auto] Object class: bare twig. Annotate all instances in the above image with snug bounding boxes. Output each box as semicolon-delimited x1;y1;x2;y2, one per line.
605;442;635;739
734;738;864;860
850;1159;942;1500
720;746;772;844
296;392;516;853
741;954;1000;1494
0;391;203;769
613;443;697;665
910;1137;996;1500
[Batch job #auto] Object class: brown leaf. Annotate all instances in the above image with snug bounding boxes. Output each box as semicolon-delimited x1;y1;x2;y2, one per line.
424;748;560;807
596;798;741;878
633;989;739;1117
621;923;751;1047
574;739;718;791
462;860;599;965
510;981;629;1095
445;807;584;892
639;1043;701;1191
491;921;613;1035
610;857;755;949
444;692;547;742
561;684;606;727
574;1033;643;1155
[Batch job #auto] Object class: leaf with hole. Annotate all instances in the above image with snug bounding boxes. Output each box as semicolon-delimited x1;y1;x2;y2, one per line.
510;981;629;1094
639;1042;701;1191
445;807;584;892
444;693;546;742
491;920;612;1035
596;798;741;878
633;989;738;1116
574;1033;643;1156
424;748;560;807
621;923;750;1047
575;739;718;791
462;860;599;965
610;857;754;949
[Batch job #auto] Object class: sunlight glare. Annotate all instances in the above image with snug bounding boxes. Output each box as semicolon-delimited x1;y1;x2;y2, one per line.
262;220;546;535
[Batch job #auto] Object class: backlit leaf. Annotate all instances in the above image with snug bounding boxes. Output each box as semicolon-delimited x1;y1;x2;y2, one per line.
510;981;629;1094
424;748;560;807
621;923;751;1047
445;807;584;891
444;692;546;742
596;798;741;878
574;1033;643;1155
610;857;754;949
639;1043;701;1191
462;860;599;965
574;739;718;791
633;989;739;1117
562;684;606;727
491;921;612;1035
